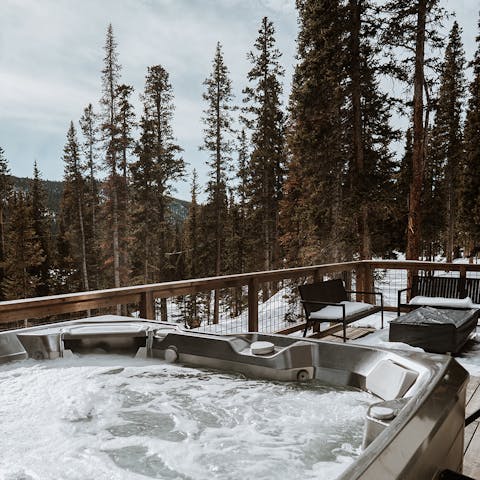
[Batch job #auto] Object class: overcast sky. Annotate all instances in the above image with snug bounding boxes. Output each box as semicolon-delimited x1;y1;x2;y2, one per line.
0;0;478;201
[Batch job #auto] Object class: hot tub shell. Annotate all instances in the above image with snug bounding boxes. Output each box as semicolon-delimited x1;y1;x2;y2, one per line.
0;315;469;480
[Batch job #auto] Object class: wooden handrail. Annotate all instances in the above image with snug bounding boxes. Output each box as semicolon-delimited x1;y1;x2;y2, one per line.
0;261;359;324
366;259;480;272
1;259;479;327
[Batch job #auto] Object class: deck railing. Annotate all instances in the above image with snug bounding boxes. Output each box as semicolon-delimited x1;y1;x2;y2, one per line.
1;259;480;333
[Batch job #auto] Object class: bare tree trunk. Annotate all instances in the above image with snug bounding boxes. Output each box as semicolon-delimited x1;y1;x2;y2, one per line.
161;298;168;322
77;194;89;291
406;0;427;261
331;169;343;262
0;207;5;263
446;169;455;262
349;0;371;261
112;180;121;315
89;162;97;289
144;239;149;283
213;87;222;325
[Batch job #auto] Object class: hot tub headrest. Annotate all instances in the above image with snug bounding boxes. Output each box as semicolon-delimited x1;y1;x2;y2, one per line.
366;360;418;400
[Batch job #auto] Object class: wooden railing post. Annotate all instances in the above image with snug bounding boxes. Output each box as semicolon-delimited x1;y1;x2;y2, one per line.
365;263;375;304
460;265;467;294
248;278;259;332
313;268;322;283
139;291;155;320
356;263;366;302
357;262;375;304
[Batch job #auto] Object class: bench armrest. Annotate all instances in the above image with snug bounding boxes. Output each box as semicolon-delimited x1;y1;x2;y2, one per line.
345;290;383;307
397;287;412;316
346;289;381;296
397;287;411;303
300;300;344;307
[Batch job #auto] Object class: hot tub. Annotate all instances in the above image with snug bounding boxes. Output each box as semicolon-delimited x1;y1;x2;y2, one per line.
0;315;469;479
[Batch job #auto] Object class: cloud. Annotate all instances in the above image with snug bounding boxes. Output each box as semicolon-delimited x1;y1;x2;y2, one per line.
0;0;298;200
0;0;478;201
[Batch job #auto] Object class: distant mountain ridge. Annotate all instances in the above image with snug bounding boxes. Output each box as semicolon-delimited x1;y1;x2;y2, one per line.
12;176;64;213
11;176;190;222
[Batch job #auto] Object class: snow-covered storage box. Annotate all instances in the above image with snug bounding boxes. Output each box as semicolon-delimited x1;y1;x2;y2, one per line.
389;307;479;353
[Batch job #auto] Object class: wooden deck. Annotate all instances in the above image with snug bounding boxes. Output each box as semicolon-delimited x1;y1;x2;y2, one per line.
464;376;480;478
309;325;376;342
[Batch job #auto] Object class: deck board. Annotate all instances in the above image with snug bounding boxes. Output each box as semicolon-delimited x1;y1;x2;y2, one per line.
464;377;480;478
467;377;480;404
311;326;375;342
466;377;480;419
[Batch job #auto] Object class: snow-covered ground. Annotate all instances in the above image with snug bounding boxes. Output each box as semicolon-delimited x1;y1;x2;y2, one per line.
193;287;304;335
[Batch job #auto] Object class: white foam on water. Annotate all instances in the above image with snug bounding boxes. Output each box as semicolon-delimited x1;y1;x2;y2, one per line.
0;356;374;480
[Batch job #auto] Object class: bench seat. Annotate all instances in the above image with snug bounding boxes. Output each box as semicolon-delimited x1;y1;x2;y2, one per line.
309;301;375;320
299;279;383;342
397;275;480;316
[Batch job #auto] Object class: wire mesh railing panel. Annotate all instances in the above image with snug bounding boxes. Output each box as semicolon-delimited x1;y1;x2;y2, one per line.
256;270;359;334
373;269;407;308
169;287;249;335
256;278;308;334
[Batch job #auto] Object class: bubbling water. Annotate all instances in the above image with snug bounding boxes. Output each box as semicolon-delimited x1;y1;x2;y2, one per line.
0;356;374;480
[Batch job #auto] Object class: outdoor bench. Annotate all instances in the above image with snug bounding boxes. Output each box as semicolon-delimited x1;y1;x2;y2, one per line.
299;278;383;342
397;274;480;316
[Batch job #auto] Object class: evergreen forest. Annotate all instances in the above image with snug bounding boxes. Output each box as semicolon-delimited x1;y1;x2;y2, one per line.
2;1;480;326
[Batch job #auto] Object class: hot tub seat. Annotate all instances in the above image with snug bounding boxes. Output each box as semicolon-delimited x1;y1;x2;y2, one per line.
389;306;479;354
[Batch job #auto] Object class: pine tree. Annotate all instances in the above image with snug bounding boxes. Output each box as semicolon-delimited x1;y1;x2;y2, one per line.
280;0;347;265
184;170;200;279
2;193;45;300
224;190;247;315
28;162;52;296
114;83;135;283
383;0;446;259
99;24;125;292
234;130;250;273
79;103;100;288
55;207;76;294
461;14;480;257
183;170;201;327
0;148;13;299
345;0;397;260
427;22;466;261
394;128;414;252
115;83;135;187
60;122;90;290
243;17;285;273
201;42;236;323
421;122;444;259
130;65;184;320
